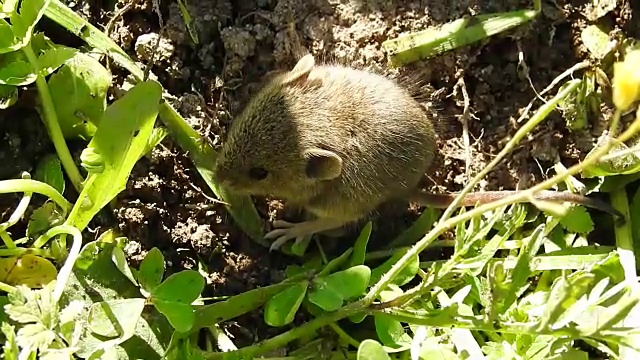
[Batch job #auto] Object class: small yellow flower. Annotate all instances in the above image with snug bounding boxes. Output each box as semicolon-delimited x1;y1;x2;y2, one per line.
612;49;640;110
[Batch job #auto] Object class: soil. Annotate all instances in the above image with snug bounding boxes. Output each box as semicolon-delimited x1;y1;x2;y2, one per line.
2;0;638;352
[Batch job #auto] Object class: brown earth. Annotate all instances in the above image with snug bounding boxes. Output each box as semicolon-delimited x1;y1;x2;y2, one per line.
2;0;637;349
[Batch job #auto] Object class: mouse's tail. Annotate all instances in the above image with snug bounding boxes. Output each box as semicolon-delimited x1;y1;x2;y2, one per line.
409;190;623;219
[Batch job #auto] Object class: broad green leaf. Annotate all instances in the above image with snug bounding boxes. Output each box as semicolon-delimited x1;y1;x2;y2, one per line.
559;206;594;234
349;221;372;267
0;20;13;52
307;286;343;312
194;280;300;329
318;247;353;276
312;265;370;299
67;80;162;231
0;60;35;85
152;270;203;304
37;46;76;76
264;281;308;327
374;315;412;349
5;0;52;53
65;244;170;359
87;298;145;338
153;299;195;333
48;52;111;140
370;249;419;286
111;246;137;286
357;339;391;360
0;255;56;288
0;83;17;108
34;154;64;194
138;248;165;294
26;202;64;239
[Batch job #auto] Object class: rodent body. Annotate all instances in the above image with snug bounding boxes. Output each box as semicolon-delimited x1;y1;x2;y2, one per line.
215;54;616;251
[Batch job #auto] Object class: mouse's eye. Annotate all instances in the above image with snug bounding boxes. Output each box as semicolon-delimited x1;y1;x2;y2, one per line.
248;167;268;180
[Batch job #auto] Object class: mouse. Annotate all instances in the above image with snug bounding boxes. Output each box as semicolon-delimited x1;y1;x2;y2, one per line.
214;54;618;251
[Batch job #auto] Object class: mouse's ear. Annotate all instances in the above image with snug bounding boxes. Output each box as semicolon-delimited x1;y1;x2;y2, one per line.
283;54;315;85
304;148;342;180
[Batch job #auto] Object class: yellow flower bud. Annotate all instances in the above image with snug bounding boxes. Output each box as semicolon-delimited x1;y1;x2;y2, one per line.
612;49;640;110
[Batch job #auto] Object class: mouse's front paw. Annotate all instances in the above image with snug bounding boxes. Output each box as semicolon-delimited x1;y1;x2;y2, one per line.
265;220;309;252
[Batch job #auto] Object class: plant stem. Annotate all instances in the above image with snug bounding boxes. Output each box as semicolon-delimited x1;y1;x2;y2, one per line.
0;179;71;213
365;111;640;304
198;300;366;359
23;43;84;193
439;79;582;222
33;224;82;301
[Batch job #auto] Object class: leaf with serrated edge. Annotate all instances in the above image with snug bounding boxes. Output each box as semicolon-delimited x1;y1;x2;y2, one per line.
34;154;65;194
560;206;594;234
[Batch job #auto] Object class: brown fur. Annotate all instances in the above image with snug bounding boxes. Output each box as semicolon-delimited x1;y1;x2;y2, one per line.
215;54;619;247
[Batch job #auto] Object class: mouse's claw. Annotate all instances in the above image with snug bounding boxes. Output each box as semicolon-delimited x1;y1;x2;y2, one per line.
266;223;305;252
265;218;347;252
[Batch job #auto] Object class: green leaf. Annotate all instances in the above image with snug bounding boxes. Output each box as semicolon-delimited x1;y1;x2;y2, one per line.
0;60;35;85
349;221;372;267
152;270;203;304
1;322;18;360
498;225;545;313
36;45;76;76
66;80;162;231
582;136;640;177
370;249;419;286
75;229;119;270
307;286;343;312
110;246;138;286
0;83;17;108
374;315;412;349
264;281;308;327
48;52;111;140
26;202;64;239
194;280;299;329
153;299;195;333
5;0;52;53
308;265;371;311
138;248;165;294
559;206;594;234
87;298;145;339
357;339;391;360
0;255;56;288
34;154;65;194
64;244;171;359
